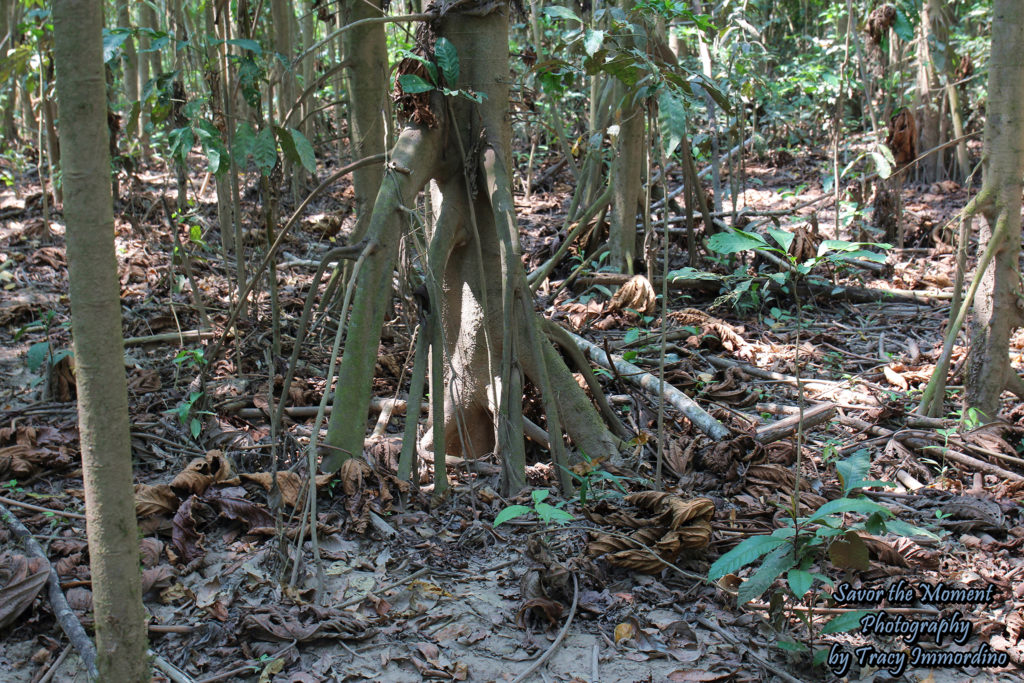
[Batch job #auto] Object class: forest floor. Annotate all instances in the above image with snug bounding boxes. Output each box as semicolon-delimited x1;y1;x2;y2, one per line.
1;145;1023;683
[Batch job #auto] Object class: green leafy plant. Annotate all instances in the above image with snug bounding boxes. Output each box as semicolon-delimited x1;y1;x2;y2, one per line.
166;390;211;439
708;451;933;639
493;489;575;527
560;452;630;506
172;347;206;371
397;38;485;103
19;311;72;390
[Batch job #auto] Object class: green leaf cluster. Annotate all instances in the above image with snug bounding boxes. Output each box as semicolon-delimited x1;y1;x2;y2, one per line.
493;489;575;527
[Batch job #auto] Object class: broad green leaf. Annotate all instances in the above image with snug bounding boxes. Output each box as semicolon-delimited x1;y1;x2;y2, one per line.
666;267;721;282
190;417;201;438
434;37;459;85
531;489;550;504
584;29;606;56
777;640;809;653
125;100;142;140
275;127;314;172
102;28;131;63
224;37;262;54
689;72;732;114
253;126;278;175
50;349;73;366
830;249;888;263
836;450;871;496
865;510;887;535
544;6;582;23
233;121;256;160
812;648;831;667
707;229;770;255
892;8;914;42
787;569;814;598
196;120;227;175
737;544;796;603
168;127;194;165
399;53;439;84
398;74;435;94
658;90;688;156
805;497;891;524
288;128;315;172
202;141;222;175
534;503;574;524
767;227;794;253
878;143;896;165
708;534;788;580
27;342;49;372
821;610;872;634
882;519;941;540
871;151;892;179
494;505;532;527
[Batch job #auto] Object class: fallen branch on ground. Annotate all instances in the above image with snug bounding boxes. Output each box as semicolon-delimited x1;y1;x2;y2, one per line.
1;502;99;680
564;329;731;440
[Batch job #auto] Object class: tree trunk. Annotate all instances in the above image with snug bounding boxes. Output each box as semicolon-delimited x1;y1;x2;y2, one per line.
324;3;621;488
341;0;390;242
1;0;19;142
965;0;1024;418
52;1;148;679
117;0;138;105
915;0;945;182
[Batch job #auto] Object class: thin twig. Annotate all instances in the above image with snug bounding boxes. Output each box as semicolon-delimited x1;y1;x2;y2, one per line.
0;495;86;521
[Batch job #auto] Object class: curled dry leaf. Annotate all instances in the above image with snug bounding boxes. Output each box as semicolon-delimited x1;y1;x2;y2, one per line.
54;553;82;578
170;450;235;495
138;538;164;567
889;535;939;569
204;486;275;530
608;275;657;316
135;483;179;517
141;565;175;595
858;534;909;568
0;445;43;479
65;587;92;612
516;598;564;630
743;463;826;512
699;435;762;477
883;365;909;391
0;553;49;629
241;604;377;642
239;470;334;509
126;368;161;393
170;496;209;565
50;538;87;557
585;493;715;573
667;309;753;361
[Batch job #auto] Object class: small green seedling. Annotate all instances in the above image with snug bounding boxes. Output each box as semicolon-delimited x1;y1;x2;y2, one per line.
494;489;575;527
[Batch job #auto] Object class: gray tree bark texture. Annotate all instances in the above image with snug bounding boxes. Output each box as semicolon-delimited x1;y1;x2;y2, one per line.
52;1;148;679
965;0;1024;418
